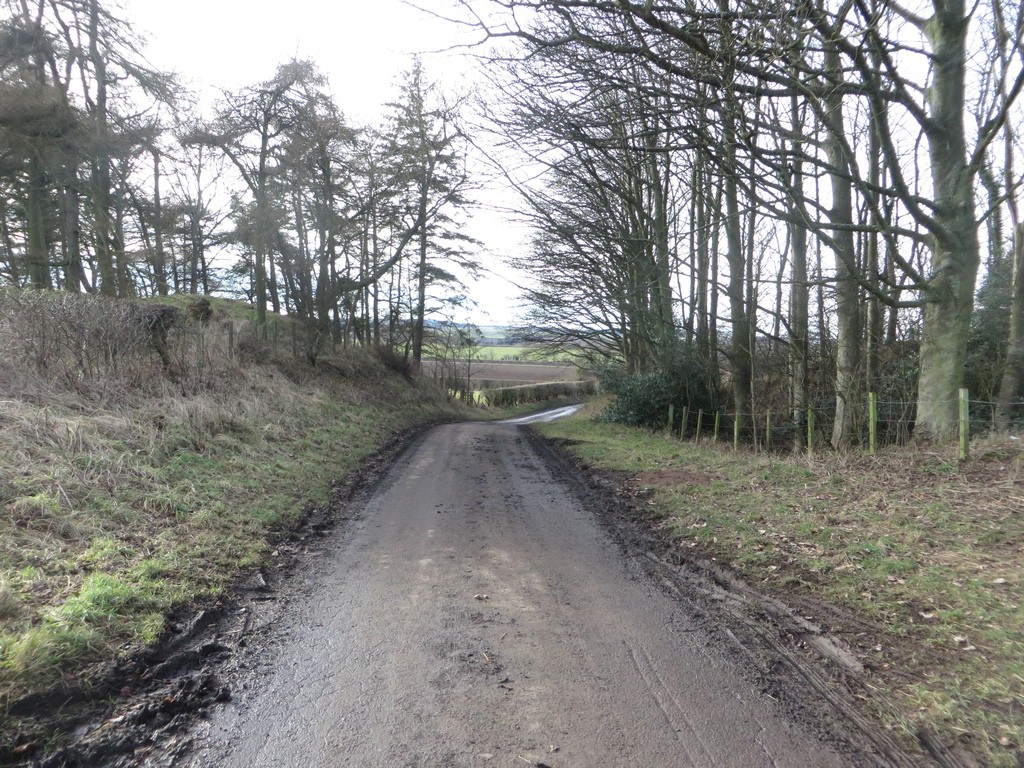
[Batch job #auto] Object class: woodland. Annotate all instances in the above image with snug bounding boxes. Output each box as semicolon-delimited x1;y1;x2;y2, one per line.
0;0;477;371
0;0;1023;448
462;0;1024;448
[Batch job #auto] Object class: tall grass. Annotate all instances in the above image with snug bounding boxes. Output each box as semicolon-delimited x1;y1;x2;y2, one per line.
0;290;464;734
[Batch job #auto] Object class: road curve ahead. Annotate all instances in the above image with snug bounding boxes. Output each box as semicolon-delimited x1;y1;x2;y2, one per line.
184;422;846;768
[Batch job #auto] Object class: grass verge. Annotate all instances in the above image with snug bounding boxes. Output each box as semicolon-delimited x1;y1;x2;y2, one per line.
0;333;467;754
536;400;1024;767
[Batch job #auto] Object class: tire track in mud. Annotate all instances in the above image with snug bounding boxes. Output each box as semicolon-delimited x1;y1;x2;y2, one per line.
175;421;848;768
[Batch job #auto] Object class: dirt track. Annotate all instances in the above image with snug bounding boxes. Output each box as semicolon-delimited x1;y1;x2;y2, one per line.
26;414;922;767
166;418;857;768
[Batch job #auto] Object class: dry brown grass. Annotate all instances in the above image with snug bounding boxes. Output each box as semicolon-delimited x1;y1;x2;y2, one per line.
0;291;468;753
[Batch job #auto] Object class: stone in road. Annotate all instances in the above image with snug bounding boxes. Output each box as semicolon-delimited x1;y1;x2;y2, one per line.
183;421;846;767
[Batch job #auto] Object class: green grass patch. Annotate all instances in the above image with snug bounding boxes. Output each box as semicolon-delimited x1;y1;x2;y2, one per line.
536;402;1024;766
425;343;576;363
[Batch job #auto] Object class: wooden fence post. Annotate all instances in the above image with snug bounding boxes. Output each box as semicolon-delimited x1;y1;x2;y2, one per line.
869;392;878;455
765;410;772;451
959;388;970;460
680;407;689;440
807;407;815;454
714;411;721;442
733;415;740;451
696;409;704;443
667;404;675;434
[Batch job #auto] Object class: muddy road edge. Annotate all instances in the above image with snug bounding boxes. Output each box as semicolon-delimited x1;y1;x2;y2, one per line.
526;427;956;768
13;418;948;767
3;422;438;768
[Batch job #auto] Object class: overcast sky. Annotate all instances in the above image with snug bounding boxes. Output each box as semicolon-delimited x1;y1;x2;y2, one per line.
132;0;527;327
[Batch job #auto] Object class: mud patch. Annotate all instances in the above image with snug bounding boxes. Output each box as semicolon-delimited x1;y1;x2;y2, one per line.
3;423;432;768
636;468;721;486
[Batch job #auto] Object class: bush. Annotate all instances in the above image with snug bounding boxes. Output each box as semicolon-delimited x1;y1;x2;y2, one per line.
596;345;718;430
0;289;240;397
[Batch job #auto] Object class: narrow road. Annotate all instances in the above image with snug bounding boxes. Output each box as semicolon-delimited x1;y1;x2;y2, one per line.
183;420;847;767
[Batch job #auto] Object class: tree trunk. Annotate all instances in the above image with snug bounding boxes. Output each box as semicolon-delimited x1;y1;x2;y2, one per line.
152;151;168;296
865;108;884;395
411;178;429;370
995;223;1024;430
717;1;751;430
61;159;87;292
823;43;862;449
694;159;712;369
89;0;116;296
26;153;51;290
189;203;201;294
915;0;979;441
646;117;676;365
724;107;752;431
708;182;722;392
113;178;131;297
789;96;809;453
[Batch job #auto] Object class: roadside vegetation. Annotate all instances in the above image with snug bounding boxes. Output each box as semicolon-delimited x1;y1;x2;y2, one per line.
536;400;1024;767
0;292;470;758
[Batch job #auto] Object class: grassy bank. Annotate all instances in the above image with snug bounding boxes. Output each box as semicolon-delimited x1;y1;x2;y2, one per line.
536;400;1024;767
0;293;470;754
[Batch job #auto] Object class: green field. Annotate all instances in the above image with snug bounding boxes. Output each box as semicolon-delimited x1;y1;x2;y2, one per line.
431;345;577;363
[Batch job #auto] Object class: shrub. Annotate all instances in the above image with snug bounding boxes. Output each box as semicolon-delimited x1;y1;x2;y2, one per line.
0;289;241;397
596;345;718;429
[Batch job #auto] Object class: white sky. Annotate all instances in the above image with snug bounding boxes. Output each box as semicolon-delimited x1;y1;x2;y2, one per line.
132;0;528;327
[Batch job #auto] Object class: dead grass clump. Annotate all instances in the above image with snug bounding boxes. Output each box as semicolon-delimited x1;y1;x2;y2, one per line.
0;580;20;621
0;290;248;404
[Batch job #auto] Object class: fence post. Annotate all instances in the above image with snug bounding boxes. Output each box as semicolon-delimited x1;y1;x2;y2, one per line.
807;407;815;454
667;404;675;434
680;407;689;440
765;410;772;451
869;392;878;455
733;415;740;451
696;409;704;443
959;388;970;460
714;411;721;442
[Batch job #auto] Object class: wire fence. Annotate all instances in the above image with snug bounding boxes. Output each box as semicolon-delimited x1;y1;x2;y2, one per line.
664;391;1024;458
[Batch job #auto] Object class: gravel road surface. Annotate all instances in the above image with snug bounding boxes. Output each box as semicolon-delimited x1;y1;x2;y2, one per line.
181;420;847;767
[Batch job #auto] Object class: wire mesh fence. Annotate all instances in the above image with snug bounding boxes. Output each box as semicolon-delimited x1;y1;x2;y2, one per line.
663;391;1024;457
